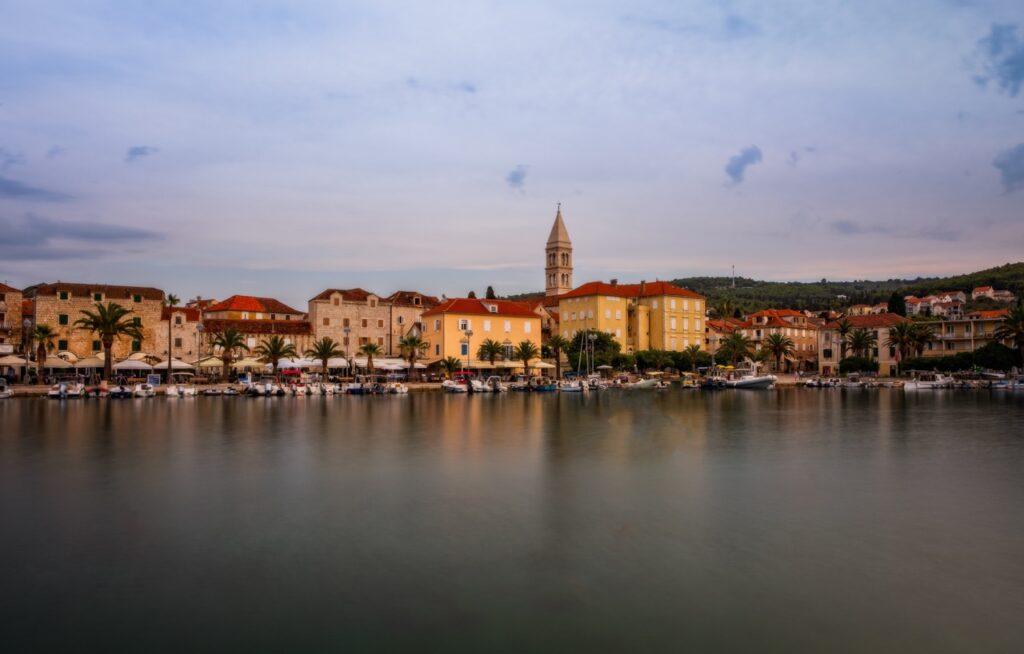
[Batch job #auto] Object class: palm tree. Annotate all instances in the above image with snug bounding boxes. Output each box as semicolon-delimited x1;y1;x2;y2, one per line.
885;322;915;373
546;335;570;380
683;344;702;371
359;342;383;374
763;332;795;372
164;293;179;380
254;335;298;376
74;302;145;381
836;318;854;359
304;337;344;377
719;332;752;365
398;334;429;380
514;340;540;377
476;338;504;369
30;324;56;381
846;328;877;359
210;327;249;380
441;356;461;379
910;322;936;357
993;303;1024;366
713;297;735;319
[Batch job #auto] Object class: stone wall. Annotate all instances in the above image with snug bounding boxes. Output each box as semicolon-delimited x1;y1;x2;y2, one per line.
0;286;24;351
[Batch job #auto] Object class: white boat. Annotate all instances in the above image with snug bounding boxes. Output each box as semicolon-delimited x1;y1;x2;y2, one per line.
483;376;508;392
442;379;468;393
625;377;661;389
904;372;953;390
469;379;490;393
991;376;1024;391
109;384;133;398
222;386;241;396
291;383;309;396
0;379;11;399
47;382;85;399
202;387;223;396
725;374;777;389
386;382;409;394
842;374;865;389
132;383;156;398
559;379;586;392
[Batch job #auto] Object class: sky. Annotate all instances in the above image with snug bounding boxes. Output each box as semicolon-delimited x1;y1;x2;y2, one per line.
2;0;1024;307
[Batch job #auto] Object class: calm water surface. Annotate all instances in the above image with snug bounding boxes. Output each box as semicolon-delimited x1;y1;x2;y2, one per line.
2;391;1023;652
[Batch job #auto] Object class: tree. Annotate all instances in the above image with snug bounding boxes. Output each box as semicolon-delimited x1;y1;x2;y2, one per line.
565;329;622;369
210;327;249;380
887;292;906;316
305;337;344;377
254;335;298;376
683;344;703;371
485;286;496;300
836;318;854;359
885;322;915;373
30;324;56;381
910;322;936;357
359;342;383;374
993;303;1024;366
514;340;540;376
441;356;461;378
164;294;179;379
476;339;504;368
546;335;570;379
467;290;477;299
763;332;795;372
846;328;877;359
398;334;429;380
712;297;735;319
635;349;670;372
718;332;752;365
74;302;145;381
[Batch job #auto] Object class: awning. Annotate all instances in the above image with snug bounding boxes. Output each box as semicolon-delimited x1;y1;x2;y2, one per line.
195;356;223;369
43;357;73;369
74;356;105;369
326;357;350;368
152;358;195;371
232;357;265;370
276;358;318;369
0;355;29;367
113;359;153;371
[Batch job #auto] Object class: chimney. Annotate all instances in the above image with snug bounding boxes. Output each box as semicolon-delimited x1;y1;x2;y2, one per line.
640;280;646;294
610;279;618;286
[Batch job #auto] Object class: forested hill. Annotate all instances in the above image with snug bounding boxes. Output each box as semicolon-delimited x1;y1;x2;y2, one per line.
669;262;1024;313
503;262;1024;313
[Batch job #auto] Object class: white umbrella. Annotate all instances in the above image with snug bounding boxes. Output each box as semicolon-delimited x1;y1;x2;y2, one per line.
0;355;29;367
277;357;316;369
326;357;349;368
43;357;73;369
57;350;79;363
153;358;195;371
113;359;153;371
74;355;105;369
195;356;223;369
232;357;265;370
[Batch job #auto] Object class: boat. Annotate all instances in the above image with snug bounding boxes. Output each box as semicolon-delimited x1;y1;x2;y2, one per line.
441;379;468;393
559;379;587;392
483;376;508;392
903;372;953;390
0;379;12;399
47;382;85;399
724;374;777;389
386;382;409;394
222;386;241;397
108;384;133;398
132;383;156;398
290;382;309;396
201;387;223;396
469;379;490;393
842;374;865;389
991;375;1024;391
529;377;558;392
625;377;661;389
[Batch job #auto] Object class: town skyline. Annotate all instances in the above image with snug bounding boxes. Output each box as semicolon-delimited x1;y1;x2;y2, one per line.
3;1;1024;305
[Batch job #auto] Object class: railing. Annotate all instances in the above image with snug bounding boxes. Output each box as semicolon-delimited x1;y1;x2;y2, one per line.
0;322;11;331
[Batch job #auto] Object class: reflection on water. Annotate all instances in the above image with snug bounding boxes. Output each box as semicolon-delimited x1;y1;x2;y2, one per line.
2;391;1023;652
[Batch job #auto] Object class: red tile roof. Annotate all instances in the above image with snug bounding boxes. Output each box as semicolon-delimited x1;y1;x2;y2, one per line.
559;280;703;300
202;319;312;335
825;313;906;329
706;318;741;333
421;298;540;318
383;290;440;307
310;288;374;302
973;286;993;292
747;309;804;319
0;282;21;293
967;309;1009;319
205;295;302;315
162;306;201;322
26;282;164;301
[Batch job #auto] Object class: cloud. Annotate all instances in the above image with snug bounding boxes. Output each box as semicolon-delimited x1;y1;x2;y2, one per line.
973;23;1024;97
125;145;159;162
828;219;961;241
405;77;478;95
0;148;26;171
0;213;161;260
505;165;527;191
992;143;1024;193
0;176;72;201
787;146;816;167
46;146;67;159
724;146;762;185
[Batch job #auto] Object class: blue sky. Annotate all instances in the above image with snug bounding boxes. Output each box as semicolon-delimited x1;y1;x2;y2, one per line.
2;0;1023;307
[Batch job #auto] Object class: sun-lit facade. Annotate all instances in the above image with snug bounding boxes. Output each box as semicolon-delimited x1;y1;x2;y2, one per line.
421;298;542;366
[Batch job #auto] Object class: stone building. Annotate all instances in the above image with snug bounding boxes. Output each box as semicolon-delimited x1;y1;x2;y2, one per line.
817;313;906;376
200;295;313;355
158;306;202;361
545;205;573;297
23;282;166;359
307;288;438;357
735;309;819;372
0;283;24;351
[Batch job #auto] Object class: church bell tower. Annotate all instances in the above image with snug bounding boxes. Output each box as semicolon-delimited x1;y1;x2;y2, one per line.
545;204;573;296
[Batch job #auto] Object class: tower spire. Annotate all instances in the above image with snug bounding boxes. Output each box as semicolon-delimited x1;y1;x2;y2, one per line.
545;204;573;296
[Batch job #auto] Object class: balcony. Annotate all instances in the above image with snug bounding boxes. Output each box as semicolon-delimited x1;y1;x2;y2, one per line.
0;322;11;332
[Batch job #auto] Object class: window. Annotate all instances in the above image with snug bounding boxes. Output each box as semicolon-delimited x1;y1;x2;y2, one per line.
58;314;69;325
483;319;491;332
435;344;440;355
133;317;142;327
694;319;701;332
605;309;611;319
823;348;833;359
361;319;368;328
459;319;469;331
377;320;384;328
242;312;250;320
58;339;68;350
92;340;100;350
504;344;514;359
571;312;577;321
397;316;404;325
322;317;330;326
683;319;689;331
670;338;676;349
587;310;593;319
434;319;441;331
615;329;621;338
131;340;141;352
343;337;350;346
503;320;511;332
460;343;469;356
174;338;182;348
670;317;677;330
486;304;497;313
524;322;531;333
369;299;377;308
615;310;622;320
652;300;658;309
175;315;182;325
269;314;275;320
333;297;339;306
670;299;676;309
359;337;368;345
695;301;702;313
343;318;350;328
59;291;69;300
378;337;384;345
93;293;102;302
133;294;142;303
247;337;256;348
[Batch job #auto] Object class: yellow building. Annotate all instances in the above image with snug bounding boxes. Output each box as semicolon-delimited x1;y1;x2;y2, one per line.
420;298;542;367
557;280;705;353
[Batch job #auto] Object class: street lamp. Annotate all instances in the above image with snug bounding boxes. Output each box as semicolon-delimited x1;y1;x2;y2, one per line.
343;326;351;379
587;332;597;376
463;329;474;375
195;323;205;379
